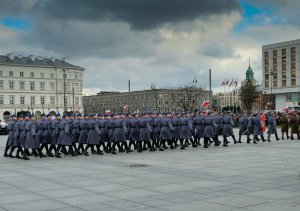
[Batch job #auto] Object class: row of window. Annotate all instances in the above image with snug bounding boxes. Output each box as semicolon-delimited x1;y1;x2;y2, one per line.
264;63;296;72
264;47;296;58
264;79;297;88
0;96;81;106
0;70;82;80
0;81;82;92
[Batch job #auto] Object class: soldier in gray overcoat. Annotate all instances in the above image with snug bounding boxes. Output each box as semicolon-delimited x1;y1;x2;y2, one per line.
194;113;205;147
160;112;174;149
202;112;218;148
153;113;163;150
112;114;131;154
57;115;77;156
253;113;266;143
3;114;17;157
137;113;152;152
38;114;50;154
238;113;248;143
78;114;89;155
267;113;280;141
214;112;223;145
70;114;80;154
128;113;139;151
98;114;109;152
222;113;237;145
9;115;23;158
84;114;102;155
247;114;255;143
24;115;46;158
179;113;194;148
171;113;182;149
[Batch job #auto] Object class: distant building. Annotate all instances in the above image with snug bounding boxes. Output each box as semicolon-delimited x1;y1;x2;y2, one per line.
83;87;211;114
262;39;300;111
0;54;84;119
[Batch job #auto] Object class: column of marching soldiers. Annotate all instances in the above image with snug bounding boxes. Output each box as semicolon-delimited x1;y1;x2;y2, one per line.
3;111;300;160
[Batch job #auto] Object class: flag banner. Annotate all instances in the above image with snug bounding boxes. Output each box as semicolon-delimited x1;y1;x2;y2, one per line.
260;112;266;132
201;100;210;108
105;110;111;114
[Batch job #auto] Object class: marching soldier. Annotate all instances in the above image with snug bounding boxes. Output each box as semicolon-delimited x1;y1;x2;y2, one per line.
194;113;205;147
279;113;290;140
222;112;237;145
78;114;89;155
3;114;17;157
202;111;217;148
160;112;174;150
238;113;248;143
137;113;152;152
290;113;300;140
267;112;280;141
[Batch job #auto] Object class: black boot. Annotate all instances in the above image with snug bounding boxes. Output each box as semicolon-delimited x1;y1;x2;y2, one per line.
275;133;280;141
3;145;10;157
233;136;237;144
23;149;30;160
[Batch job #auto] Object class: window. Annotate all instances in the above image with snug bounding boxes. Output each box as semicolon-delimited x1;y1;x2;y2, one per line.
9;71;13;77
40;73;44;78
265;81;269;88
50;82;55;90
264;59;269;65
75;74;78;80
0;70;2;76
264;51;269;58
40;97;45;105
273;73;278;80
9;96;15;105
50;97;55;105
291;63;296;70
20;96;25;105
273;58;277;64
282;64;286;71
0;81;3;89
282;80;286;87
287;93;292;102
0;96;3;104
273;50;277;57
264;67;268;72
282;72;287;79
30;72;34;78
20;72;24;77
291;47;296;54
19;81;25;90
282;57;286;64
273;80;278;88
9;81;14;90
79;83;82;92
291;71;296;78
30;97;35;105
40;82;45;90
282;48;286;55
273;65;277;72
291;55;296;62
291;79;296;86
75;97;79;106
30;82;35;90
50;73;54;79
74;83;79;92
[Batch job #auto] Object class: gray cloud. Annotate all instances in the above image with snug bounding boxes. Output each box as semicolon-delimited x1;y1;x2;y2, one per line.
28;0;241;30
200;42;240;59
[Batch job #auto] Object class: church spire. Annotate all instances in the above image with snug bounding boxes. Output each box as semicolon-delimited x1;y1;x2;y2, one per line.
246;58;254;81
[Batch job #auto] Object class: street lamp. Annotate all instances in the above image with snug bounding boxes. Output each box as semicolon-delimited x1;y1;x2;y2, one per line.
270;69;273;109
63;69;67;112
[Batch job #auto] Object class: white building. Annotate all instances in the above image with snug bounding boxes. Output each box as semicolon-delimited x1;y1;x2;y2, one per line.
0;54;84;119
262;39;300;111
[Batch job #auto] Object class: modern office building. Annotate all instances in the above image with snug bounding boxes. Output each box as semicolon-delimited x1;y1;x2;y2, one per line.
83;87;211;114
0;54;84;119
262;39;300;111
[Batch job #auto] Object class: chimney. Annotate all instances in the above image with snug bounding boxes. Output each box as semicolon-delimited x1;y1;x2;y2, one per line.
50;57;55;62
28;55;35;61
7;53;14;60
62;57;68;63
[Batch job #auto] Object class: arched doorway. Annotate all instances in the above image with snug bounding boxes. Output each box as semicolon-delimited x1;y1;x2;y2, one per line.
3;111;10;121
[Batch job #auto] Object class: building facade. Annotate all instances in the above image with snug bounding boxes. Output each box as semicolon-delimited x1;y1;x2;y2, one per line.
83;87;211;114
262;39;300;111
0;54;84;119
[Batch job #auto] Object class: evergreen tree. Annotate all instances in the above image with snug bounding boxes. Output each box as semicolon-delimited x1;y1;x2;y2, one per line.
240;81;258;112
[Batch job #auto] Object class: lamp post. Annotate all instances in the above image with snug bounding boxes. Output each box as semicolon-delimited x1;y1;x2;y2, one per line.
63;69;66;112
270;69;273;109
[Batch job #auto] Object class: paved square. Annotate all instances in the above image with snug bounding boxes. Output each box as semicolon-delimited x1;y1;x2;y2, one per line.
1;129;300;211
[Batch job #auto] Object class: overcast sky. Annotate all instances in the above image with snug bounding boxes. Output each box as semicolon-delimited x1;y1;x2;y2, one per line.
1;0;300;95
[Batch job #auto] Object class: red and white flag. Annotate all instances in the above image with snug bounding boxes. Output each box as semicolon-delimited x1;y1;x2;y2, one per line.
201;100;210;108
105;110;111;115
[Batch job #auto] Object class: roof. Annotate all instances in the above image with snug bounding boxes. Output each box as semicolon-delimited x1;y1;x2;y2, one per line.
0;55;84;71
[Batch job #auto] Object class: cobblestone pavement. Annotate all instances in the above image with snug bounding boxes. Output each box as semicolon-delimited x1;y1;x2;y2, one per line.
0;129;300;211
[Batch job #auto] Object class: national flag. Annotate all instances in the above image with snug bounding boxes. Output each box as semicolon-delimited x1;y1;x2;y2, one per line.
229;79;234;87
225;79;229;85
201;100;210;108
260;112;266;132
105;110;111;115
123;104;129;111
235;79;238;87
283;107;288;111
